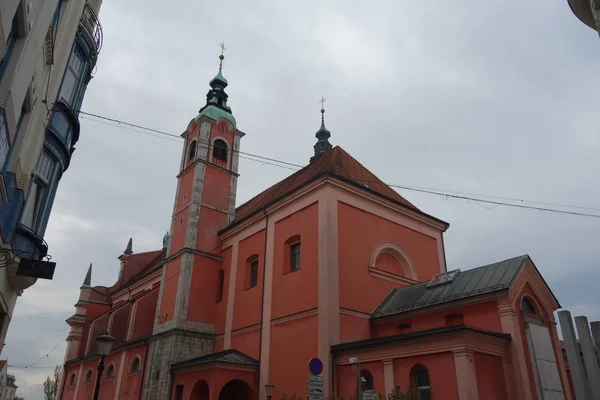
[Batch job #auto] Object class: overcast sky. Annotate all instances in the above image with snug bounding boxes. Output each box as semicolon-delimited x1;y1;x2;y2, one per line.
4;0;600;398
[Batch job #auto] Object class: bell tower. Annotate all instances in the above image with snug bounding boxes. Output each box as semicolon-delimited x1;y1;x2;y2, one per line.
144;49;245;400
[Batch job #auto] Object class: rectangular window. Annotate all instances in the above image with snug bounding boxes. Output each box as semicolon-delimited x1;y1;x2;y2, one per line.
216;269;224;302
0;110;9;170
290;243;301;271
20;151;56;232
175;385;184;400
249;260;259;288
58;49;84;107
0;14;19;81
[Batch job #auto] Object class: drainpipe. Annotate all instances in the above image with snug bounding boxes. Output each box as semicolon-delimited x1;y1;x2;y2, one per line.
257;209;269;397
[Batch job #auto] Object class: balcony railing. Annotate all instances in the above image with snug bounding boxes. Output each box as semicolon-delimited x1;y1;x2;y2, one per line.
79;3;103;60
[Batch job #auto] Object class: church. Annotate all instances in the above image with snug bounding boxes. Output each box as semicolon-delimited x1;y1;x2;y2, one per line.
57;53;573;400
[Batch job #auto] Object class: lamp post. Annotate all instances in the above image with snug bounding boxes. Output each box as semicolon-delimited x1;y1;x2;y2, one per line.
92;333;115;400
265;382;274;400
349;357;361;400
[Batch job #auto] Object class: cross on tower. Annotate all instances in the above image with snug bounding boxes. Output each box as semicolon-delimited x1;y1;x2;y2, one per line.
219;40;227;56
319;96;326;111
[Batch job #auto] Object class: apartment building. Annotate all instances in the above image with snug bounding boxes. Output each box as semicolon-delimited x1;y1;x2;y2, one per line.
0;0;103;354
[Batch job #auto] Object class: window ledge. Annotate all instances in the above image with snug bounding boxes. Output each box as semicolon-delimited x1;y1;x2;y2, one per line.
283;267;301;276
368;266;419;286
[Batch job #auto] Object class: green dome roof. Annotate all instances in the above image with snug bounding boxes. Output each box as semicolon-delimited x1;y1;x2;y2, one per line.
196;105;237;128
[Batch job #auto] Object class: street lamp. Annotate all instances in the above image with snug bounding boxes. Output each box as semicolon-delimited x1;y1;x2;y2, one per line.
93;333;115;400
265;382;274;400
349;357;361;400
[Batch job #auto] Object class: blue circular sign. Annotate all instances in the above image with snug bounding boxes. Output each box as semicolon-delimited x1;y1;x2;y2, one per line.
309;357;323;375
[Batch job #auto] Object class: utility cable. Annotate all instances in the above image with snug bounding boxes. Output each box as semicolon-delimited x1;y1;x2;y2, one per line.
75;108;600;219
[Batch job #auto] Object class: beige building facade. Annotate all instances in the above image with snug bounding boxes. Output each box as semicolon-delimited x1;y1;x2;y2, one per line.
0;0;103;355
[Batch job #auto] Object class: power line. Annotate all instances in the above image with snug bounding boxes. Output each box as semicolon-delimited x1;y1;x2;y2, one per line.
76;109;600;219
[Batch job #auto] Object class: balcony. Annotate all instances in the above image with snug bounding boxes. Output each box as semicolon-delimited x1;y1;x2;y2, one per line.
567;0;599;30
78;3;103;63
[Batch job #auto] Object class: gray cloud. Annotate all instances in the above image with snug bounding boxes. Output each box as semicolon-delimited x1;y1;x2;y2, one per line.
5;0;600;398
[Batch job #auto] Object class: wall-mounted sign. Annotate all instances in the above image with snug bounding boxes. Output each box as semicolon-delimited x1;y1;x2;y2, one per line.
309;357;323;375
17;258;56;280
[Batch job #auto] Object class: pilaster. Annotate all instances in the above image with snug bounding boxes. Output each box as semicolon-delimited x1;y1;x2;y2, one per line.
453;349;479;400
383;359;394;395
498;303;532;400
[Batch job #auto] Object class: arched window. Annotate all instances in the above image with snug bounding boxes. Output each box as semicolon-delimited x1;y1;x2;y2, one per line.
212;139;228;163
414;366;431;400
85;369;93;383
187;140;197;161
361;369;374;391
522;297;536;314
69;373;77;386
106;364;115;378
130;357;141;373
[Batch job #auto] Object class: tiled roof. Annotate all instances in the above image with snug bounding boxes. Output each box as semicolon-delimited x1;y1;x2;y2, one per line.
331;325;511;353
171;349;259;371
230;146;424;227
372;255;529;319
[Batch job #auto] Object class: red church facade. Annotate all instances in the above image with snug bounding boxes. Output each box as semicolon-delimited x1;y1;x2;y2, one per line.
57;56;572;400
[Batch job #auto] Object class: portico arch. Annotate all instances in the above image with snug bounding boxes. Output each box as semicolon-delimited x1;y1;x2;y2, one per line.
190;380;209;400
218;379;254;400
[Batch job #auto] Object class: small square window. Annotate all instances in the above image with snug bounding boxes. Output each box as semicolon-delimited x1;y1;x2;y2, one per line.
290;243;301;271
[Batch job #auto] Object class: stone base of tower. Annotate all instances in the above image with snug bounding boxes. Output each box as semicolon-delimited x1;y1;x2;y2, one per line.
142;328;214;400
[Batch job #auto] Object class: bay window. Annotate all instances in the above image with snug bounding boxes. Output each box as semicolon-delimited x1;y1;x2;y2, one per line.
58;48;86;108
20;151;58;234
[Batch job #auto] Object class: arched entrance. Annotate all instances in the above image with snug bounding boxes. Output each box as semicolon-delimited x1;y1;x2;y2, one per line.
218;379;254;400
191;380;209;400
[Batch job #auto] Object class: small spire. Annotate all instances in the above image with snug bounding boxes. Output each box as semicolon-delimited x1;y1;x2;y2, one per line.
82;263;92;287
310;96;333;162
124;238;133;255
162;232;170;250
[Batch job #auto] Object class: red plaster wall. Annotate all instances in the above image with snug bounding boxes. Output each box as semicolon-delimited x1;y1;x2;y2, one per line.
187;257;221;323
393;353;458;399
170;206;190;253
87;313;110;355
202;167;231;211
214;337;224;352
132;289;158;338
373;301;503;337
338;202;441;314
339;313;371;343
232;230;266;330
196;207;228;253
111;304;131;345
271;203;319;320
474;352;506;400
230;329;261;360
158;258;182;324
269;315;318;399
215;247;232;335
117;346;147;399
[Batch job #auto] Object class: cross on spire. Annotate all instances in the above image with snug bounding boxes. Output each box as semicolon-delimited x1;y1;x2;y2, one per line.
219;40;227;56
319;96;326;112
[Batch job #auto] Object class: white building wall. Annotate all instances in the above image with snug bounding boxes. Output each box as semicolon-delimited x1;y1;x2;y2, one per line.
0;0;102;352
